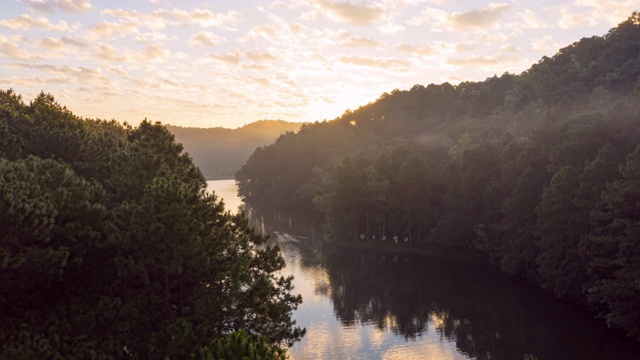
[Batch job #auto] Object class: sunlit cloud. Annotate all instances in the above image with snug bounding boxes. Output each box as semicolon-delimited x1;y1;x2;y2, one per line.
139;44;170;62
210;52;242;65
556;0;639;28
188;31;223;47
447;55;518;67
450;3;509;29
0;35;41;60
516;9;548;30
1;0;635;128
20;0;92;13
91;20;140;37
340;35;382;48
338;55;411;72
303;0;387;25
101;8;243;30
409;3;510;31
396;43;436;56
93;43;132;62
0;15;72;31
378;22;406;34
530;35;557;52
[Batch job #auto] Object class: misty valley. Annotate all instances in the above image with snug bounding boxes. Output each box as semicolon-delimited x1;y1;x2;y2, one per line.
3;10;640;360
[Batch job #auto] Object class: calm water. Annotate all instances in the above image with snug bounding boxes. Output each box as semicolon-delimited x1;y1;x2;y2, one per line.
207;180;640;360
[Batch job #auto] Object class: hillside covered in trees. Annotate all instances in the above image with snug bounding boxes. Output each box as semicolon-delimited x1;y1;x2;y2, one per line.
167;121;302;179
0;90;304;359
237;12;640;339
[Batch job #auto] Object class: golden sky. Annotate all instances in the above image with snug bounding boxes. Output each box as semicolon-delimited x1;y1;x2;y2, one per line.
1;0;638;128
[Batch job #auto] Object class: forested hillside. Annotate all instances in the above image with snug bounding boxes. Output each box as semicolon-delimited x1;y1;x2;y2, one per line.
167;121;302;179
0;90;303;359
237;12;640;338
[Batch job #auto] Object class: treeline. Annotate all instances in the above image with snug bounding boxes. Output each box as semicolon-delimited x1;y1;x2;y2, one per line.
167;120;302;179
0;90;303;359
237;12;640;338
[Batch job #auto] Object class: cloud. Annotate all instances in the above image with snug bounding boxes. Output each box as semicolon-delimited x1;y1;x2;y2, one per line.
7;62;104;82
210;52;242;65
338;55;411;72
188;31;223;47
556;0;639;28
340;36;381;48
101;8;242;31
449;3;510;29
409;3;510;31
0;35;40;60
446;55;517;66
151;8;242;30
20;0;92;13
396;43;435;56
36;37;66;51
0;15;71;31
93;44;131;62
499;43;519;52
91;20;139;37
246;49;278;62
516;9;548;30
61;36;88;48
378;23;405;34
139;44;169;62
305;0;386;25
530;35;554;52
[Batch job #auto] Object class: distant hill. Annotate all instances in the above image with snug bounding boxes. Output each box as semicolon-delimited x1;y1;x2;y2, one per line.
167;120;302;179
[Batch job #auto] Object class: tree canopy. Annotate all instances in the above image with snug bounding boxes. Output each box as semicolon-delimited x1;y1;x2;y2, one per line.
236;12;640;339
0;90;304;359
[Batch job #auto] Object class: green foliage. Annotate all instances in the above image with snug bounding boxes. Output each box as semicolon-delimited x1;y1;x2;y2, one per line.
236;13;640;338
0;90;303;358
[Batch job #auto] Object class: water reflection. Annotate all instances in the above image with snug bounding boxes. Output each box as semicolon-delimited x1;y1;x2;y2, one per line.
245;204;640;360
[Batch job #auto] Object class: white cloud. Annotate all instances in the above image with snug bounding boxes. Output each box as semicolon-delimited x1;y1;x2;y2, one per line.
517;9;548;30
396;43;435;56
36;37;66;51
91;20;139;37
409;3;510;31
446;55;520;70
338;55;411;72
0;15;72;31
188;31;223;47
151;8;242;30
340;36;381;48
449;3;510;29
20;0;92;13
378;23;405;34
0;35;40;60
139;44;169;62
93;44;131;62
530;35;554;52
304;0;387;25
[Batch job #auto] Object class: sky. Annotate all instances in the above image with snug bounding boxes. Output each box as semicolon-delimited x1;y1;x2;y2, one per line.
1;0;639;128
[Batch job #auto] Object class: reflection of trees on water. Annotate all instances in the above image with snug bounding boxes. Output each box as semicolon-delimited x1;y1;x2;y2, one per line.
320;248;640;360
244;205;640;360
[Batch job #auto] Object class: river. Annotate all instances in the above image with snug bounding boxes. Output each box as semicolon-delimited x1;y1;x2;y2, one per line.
206;180;640;360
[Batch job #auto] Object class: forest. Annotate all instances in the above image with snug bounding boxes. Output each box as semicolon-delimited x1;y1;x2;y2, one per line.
0;90;304;359
167;121;302;179
237;12;640;339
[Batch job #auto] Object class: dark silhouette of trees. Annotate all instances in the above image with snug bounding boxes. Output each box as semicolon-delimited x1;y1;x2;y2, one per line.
0;90;303;359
